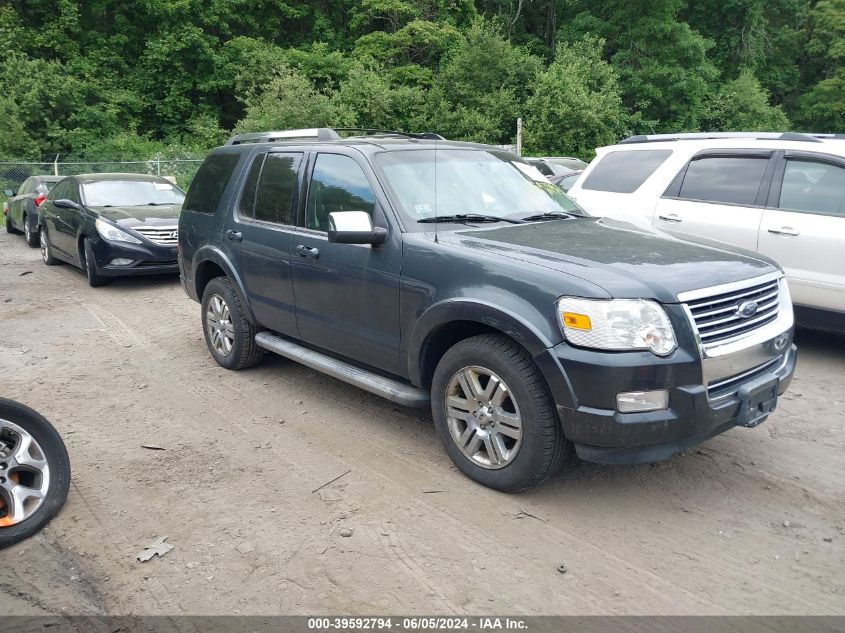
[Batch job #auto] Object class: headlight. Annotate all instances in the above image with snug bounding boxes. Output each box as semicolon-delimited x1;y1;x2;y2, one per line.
95;218;141;244
557;297;677;356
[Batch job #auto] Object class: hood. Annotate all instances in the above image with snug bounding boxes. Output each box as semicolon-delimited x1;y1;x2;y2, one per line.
447;217;778;303
91;205;181;227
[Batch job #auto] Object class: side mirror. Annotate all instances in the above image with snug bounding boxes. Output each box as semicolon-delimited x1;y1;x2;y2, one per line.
53;199;80;210
327;211;387;246
3;189;14;197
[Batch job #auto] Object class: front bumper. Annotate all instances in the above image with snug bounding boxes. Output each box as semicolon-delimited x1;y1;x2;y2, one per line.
90;237;178;277
535;338;797;465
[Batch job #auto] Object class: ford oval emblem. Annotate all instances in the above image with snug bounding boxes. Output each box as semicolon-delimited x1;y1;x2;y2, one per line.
736;301;759;318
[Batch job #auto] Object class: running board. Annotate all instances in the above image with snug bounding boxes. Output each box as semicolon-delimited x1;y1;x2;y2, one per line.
254;332;430;408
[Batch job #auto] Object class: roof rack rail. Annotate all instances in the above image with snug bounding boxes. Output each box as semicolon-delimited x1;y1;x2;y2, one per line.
618;132;827;144
225;127;445;146
333;128;444;140
225;128;341;145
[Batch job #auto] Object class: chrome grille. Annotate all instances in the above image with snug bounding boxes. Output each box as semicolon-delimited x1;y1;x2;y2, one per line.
133;226;178;246
684;278;780;346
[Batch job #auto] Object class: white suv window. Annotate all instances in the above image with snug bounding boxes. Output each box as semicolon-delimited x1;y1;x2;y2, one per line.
678;156;769;206
581;149;672;193
779;159;845;216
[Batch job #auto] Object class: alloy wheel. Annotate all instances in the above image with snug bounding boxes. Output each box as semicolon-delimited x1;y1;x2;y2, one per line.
0;419;50;527
40;229;49;263
206;294;234;356
445;366;523;469
24;221;31;244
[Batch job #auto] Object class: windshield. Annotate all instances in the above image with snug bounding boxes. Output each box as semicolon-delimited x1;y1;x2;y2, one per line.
376;149;586;226
82;180;185;207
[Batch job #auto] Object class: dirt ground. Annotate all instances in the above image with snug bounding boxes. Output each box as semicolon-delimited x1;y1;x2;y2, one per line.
0;227;843;616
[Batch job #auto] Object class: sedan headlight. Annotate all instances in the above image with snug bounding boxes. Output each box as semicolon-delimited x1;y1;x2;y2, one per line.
557;297;677;356
95;218;141;244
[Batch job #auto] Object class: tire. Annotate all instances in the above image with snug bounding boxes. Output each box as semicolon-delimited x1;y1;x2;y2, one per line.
431;334;567;492
0;398;71;549
5;213;14;234
83;238;106;287
40;227;58;266
24;213;38;247
201;276;263;370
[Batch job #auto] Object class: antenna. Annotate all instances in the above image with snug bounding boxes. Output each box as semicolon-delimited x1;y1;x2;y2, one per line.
434;139;439;243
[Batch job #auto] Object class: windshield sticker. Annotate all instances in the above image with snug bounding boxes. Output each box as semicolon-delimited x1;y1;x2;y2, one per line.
414;203;433;216
154;183;174;191
512;162;549;182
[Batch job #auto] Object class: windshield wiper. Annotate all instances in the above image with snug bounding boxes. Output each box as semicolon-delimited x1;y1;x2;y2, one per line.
519;211;581;221
417;214;525;225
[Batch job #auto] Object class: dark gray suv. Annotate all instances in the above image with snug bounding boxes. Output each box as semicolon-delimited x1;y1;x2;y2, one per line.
178;128;797;491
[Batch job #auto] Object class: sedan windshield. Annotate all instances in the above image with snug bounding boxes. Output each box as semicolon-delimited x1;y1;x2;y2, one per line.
82;180;185;207
376;149;586;226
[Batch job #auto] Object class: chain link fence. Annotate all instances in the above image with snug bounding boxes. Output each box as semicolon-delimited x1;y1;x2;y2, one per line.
1;158;204;202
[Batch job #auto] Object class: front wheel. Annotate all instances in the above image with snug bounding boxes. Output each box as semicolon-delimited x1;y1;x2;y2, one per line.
431;334;568;492
201;277;263;370
0;399;71;549
5;214;14;234
83;238;106;287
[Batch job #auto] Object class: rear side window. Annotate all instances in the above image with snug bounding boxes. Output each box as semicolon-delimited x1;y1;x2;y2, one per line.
305;154;376;231
581;150;672;193
238;154;264;217
183;152;240;214
679;156;768;206
778;159;845;216
253;153;302;224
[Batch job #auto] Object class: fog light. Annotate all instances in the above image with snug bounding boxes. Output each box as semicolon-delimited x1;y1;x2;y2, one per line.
109;258;133;266
616;390;669;413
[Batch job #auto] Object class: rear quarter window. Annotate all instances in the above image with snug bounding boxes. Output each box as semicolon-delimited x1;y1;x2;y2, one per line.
183;152;241;214
581;150;672;193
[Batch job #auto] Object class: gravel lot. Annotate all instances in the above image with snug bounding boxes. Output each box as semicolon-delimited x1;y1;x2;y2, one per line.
1;228;843;615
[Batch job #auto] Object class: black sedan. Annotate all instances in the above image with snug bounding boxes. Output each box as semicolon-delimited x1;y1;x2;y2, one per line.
4;176;63;247
37;173;185;287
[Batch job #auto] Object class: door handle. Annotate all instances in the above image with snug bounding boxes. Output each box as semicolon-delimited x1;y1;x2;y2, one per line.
226;230;242;242
658;213;682;223
768;227;800;237
296;244;320;259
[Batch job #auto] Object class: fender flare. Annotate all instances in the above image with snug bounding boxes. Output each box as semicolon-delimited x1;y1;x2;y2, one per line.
407;298;558;386
191;246;257;325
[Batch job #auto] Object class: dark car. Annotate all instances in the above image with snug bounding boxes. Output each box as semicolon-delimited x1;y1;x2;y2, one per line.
4;176;63;247
550;170;582;192
37;173;185;287
178;128;796;491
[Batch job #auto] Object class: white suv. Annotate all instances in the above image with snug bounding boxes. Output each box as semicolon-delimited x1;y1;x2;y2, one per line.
567;132;845;331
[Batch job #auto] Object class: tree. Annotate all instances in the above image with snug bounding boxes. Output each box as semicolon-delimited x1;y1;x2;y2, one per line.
523;37;628;158
234;66;354;133
796;0;845;131
703;70;791;131
427;20;542;143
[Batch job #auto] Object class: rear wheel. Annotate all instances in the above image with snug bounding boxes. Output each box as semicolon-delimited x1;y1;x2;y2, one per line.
40;227;58;266
201;276;263;370
24;214;38;247
0;399;71;549
83;238;106;287
431;334;567;492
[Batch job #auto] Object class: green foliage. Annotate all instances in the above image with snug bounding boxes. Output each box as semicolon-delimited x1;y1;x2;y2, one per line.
428;20;542;144
523;37;628;159
703;70;792;131
234;66;355;133
0;0;841;162
797;0;845;131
